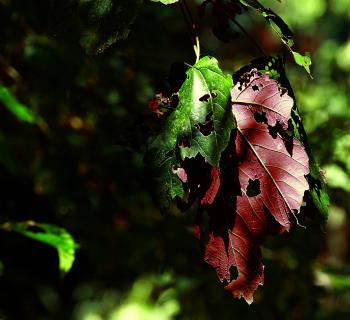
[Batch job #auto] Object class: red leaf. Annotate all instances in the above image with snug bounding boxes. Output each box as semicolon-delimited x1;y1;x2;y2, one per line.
201;167;220;205
202;71;309;303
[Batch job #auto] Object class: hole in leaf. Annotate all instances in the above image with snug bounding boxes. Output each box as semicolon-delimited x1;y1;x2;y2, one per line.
229;265;238;282
178;137;190;148
195;112;213;136
279;87;288;97
246;178;261;197
252;84;259;91
268;122;294;156
199;92;217;102
254;111;267;124
199;94;211;102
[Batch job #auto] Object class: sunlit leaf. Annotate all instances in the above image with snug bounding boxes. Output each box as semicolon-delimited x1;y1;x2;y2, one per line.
292;51;312;75
3;221;77;275
147;56;234;202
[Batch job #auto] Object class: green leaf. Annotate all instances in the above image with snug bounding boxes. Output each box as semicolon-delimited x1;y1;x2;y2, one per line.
3;221;77;275
290;97;329;224
292;51;312;75
147;56;234;201
80;0;143;54
0;85;36;123
239;0;312;75
51;0;142;55
149;0;179;4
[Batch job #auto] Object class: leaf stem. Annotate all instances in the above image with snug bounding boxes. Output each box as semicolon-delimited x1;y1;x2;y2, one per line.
179;0;201;63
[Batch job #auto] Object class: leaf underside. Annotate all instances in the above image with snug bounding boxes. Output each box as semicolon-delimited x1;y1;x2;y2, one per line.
233;55;329;223
202;70;310;303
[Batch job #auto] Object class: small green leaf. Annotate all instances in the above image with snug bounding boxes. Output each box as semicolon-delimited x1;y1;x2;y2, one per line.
0;85;36;123
149;0;179;4
3;221;77;275
239;0;312;75
147;56;235;202
292;51;312;75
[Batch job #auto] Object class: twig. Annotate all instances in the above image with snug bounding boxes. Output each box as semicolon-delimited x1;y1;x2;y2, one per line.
179;0;200;63
232;18;266;56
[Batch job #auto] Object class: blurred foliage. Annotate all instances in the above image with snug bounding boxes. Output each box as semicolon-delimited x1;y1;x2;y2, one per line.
0;0;349;319
0;85;36;123
1;221;77;275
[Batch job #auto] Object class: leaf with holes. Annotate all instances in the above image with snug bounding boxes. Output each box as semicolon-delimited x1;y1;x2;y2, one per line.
233;55;329;223
147;56;234;203
202;70;310;304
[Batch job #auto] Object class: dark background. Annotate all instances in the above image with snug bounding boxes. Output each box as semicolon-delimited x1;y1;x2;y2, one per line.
0;0;349;319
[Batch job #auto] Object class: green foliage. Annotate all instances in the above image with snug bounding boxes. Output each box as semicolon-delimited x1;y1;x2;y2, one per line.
0;85;36;123
49;0;143;55
79;0;142;54
147;56;234;200
292;52;312;75
3;221;77;275
290;107;329;223
149;0;179;4
239;0;313;75
0;0;348;318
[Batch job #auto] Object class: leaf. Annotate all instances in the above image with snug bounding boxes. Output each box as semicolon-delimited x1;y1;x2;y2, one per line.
0;85;36;123
202;70;310;303
238;0;312;75
292;51;312;75
3;221;77;275
234;55;329;223
50;0;142;55
147;56;234;202
149;0;179;4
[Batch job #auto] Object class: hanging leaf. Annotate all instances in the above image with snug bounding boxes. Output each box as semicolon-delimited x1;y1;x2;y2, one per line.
0;85;36;123
147;56;235;203
201;70;310;303
238;0;312;75
233;55;329;223
292;51;312;75
2;221;77;275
